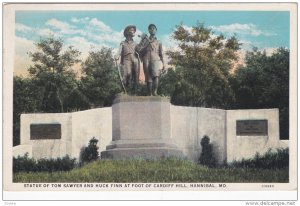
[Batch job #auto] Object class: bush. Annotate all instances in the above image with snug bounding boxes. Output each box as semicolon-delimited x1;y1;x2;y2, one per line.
36;155;76;172
13;153;37;173
13;153;76;173
198;135;216;167
230;148;289;169
80;137;99;164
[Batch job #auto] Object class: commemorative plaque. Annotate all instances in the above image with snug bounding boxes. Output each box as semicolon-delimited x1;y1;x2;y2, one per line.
30;124;61;140
236;120;268;136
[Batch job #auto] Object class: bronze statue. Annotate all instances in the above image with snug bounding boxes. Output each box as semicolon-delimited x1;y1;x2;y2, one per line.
137;24;165;96
116;25;140;95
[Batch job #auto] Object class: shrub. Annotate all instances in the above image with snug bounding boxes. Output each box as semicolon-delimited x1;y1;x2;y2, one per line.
230;148;289;169
13;153;37;173
13;153;76;173
36;155;76;172
80;137;99;164
198;135;216;167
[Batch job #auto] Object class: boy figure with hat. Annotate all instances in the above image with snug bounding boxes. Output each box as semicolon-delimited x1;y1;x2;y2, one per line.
137;24;165;96
117;25;140;95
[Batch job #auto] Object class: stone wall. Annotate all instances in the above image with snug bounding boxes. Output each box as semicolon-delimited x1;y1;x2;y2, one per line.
18;108;112;160
171;106;226;164
171;106;198;161
226;109;281;162
12;145;32;157
197;108;227;164
20;113;72;159
72;108;112;160
16;104;286;164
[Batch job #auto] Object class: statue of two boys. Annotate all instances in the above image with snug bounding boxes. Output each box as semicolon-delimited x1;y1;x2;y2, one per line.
116;24;165;96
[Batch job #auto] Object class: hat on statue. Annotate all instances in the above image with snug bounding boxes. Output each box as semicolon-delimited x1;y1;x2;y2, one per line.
123;25;136;37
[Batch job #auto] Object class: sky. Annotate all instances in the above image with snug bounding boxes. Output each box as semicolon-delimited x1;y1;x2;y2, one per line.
15;10;290;76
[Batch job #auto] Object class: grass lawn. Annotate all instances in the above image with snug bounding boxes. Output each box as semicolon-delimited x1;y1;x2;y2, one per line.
13;158;289;183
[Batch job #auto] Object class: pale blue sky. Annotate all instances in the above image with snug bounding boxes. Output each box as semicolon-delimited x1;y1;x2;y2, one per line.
15;10;290;75
16;11;289;48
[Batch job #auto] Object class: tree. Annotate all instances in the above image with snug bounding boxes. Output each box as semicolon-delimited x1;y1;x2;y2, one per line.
158;68;178;97
28;37;81;112
231;48;289;139
13;76;43;145
81;48;121;107
165;22;241;108
63;80;91;112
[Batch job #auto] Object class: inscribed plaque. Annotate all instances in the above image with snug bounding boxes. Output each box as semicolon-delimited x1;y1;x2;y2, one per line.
30;124;61;140
236;120;268;136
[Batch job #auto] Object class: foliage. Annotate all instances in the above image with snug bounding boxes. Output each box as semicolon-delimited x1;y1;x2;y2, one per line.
13;37;88;145
136;82;150;96
13;76;43;145
28;37;82;113
164;22;241;108
230;48;289;139
198;135;216;167
79;137;100;164
158;68;178;97
14;157;288;183
28;37;81;76
13;153;76;173
36;156;76;172
62;80;91;112
13;153;36;173
229;148;289;169
81;48;121;107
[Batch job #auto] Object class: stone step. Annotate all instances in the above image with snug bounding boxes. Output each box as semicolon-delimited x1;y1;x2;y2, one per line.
101;147;184;160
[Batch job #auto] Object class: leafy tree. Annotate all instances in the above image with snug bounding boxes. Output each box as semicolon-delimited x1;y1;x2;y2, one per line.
13;38;89;144
165;22;241;108
28;37;81;112
63;80;91;112
158;68;178;97
13;76;43;145
231;48;289;139
28;37;81;75
81;48;121;107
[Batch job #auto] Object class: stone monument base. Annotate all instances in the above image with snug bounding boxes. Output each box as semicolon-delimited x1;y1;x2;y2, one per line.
101;94;184;160
101;146;183;160
101;139;184;159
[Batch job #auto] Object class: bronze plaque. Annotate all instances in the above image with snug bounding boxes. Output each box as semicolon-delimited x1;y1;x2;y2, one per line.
236;120;268;136
30;124;61;140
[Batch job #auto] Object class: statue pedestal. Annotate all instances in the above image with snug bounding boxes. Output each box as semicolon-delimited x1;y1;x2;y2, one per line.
101;94;183;159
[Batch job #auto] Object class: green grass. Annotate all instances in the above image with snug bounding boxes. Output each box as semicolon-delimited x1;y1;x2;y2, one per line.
13;158;289;183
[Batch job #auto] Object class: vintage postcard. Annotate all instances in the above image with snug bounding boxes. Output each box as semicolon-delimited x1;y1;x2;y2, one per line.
2;2;298;201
